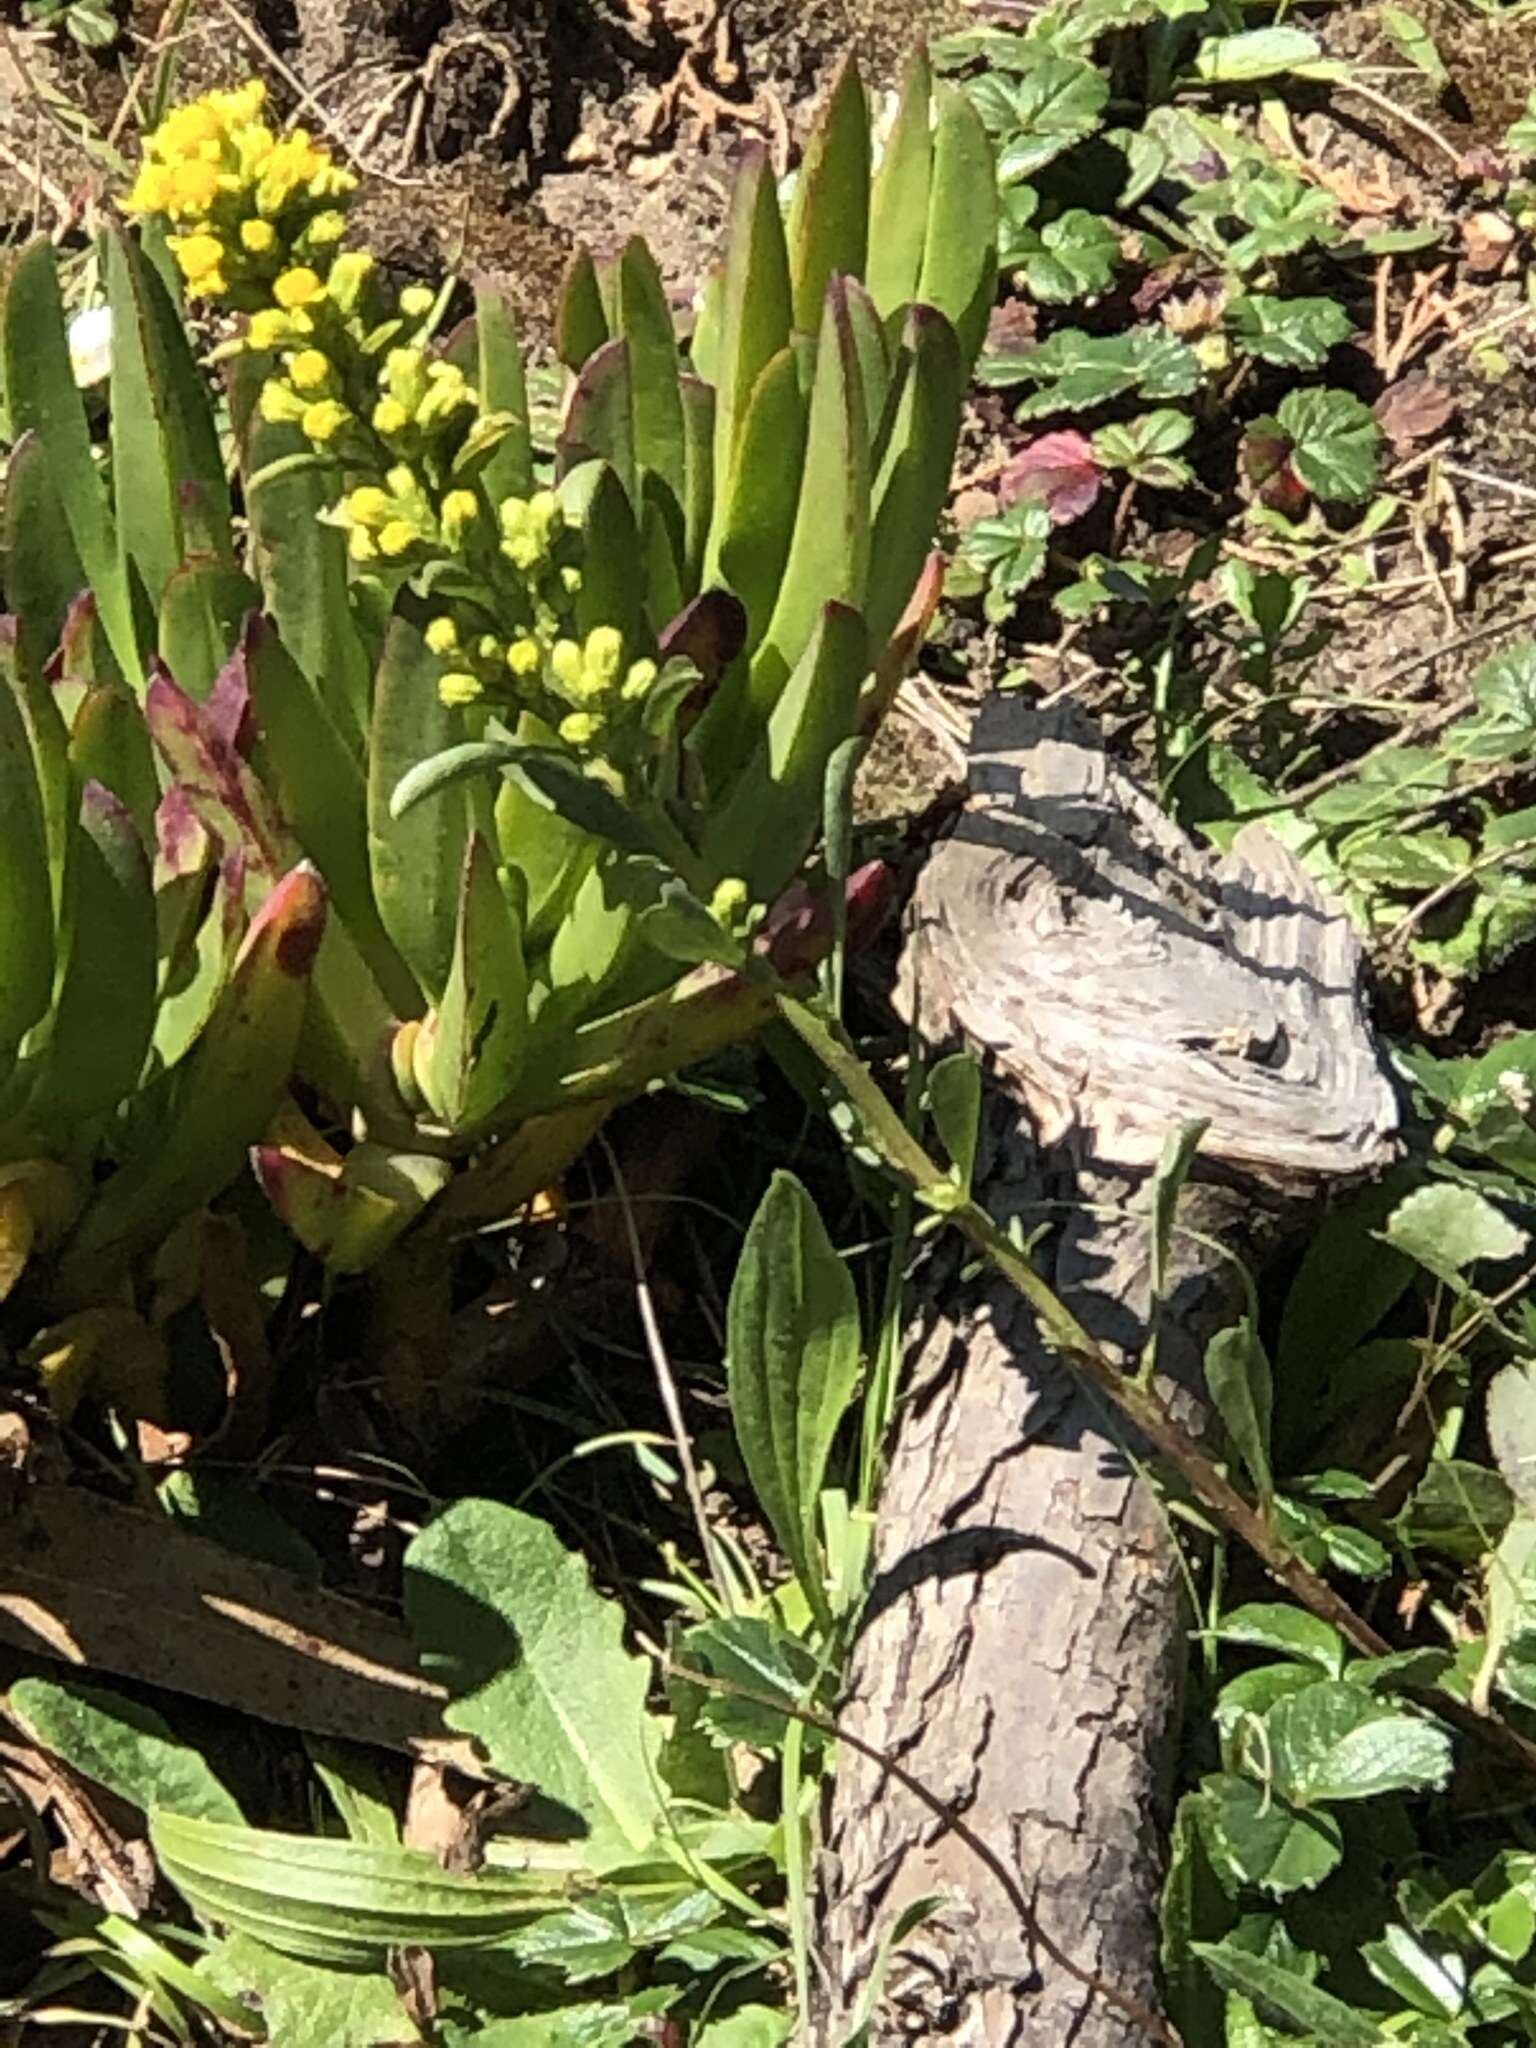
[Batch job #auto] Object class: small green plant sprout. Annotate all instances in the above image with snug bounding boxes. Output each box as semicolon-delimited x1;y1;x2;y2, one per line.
22;0;119;50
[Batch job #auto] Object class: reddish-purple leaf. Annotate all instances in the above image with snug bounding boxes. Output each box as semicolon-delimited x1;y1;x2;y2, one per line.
1000;430;1103;526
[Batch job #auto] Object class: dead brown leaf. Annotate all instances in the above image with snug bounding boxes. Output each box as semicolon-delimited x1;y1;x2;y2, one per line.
1461;209;1518;278
1374;374;1458;454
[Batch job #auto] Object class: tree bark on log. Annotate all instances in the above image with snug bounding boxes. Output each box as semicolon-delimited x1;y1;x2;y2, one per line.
819;698;1400;2045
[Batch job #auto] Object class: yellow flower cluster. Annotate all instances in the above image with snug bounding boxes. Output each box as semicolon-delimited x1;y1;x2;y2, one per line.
123;81;355;306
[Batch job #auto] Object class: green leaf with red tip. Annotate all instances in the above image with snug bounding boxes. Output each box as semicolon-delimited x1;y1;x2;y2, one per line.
702;601;868;902
709;345;809;670
57;863;328;1291
678;372;715;593
705;146;793;577
0;619;56;1053
556;247;611;372
3;239;141;687
419;833;530;1133
24;784;156;1137
867;46;934;319
919;86;999;372
615;237;687;523
558;340;637;510
785;59;871;334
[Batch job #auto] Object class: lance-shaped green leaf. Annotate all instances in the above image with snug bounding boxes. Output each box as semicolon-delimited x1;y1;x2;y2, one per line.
474;281;534;504
241;613;418;1017
785;58;870;334
150;841;243;1075
405;1498;665;1861
368;605;471;1003
857;548;944;737
559;340;637;509
25;783;155;1136
726;1172;860;1632
919;85;999;372
253;1123;451;1275
9;1677;243;1824
158;556;261;702
867;45;934;318
712;345;810;658
228;352;369;746
3;432;88;678
746;282;870;726
4;239;140;686
704;145;793;577
415;833;529;1133
56;863;326;1290
678;373;715;593
152;1809;559;1966
0;620;56;1052
571;461;645;650
615;236;686;519
703;602;866;903
844;278;893;453
105;226;221;615
495;712;599;948
556;246;611;372
866;308;963;650
68;683;159;848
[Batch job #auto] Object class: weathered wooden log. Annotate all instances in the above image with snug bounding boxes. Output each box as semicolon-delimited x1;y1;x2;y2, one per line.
820;697;1399;2044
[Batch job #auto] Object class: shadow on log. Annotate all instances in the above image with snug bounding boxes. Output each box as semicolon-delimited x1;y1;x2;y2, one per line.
819;697;1400;2045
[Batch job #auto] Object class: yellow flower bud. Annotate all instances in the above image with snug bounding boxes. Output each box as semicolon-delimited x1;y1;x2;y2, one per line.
246;310;288;351
399;283;435;318
560;565;582;594
273;266;325;309
348;526;377;562
425;616;460;656
558;711;600;747
288;348;331;392
166;160;220;214
584;626;624;685
438;672;484;708
710;877;751;926
502;534;541;572
378;520;417;558
346;486;391;527
173;233;226;287
372;396;410;437
240;218;278;254
621;657;658;700
258;379;305;425
506;638;542;678
528;488;562;537
549;640;584;692
301;399;350;444
325;250;374;312
302;210;348;249
440;489;479;547
476;634;503;664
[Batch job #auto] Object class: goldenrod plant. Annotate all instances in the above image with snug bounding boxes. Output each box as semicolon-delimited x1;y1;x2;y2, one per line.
0;58;995;1320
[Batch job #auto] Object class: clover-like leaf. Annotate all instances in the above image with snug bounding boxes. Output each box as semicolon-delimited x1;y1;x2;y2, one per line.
973;57;1109;181
1228;294;1353;368
1275;387;1382;504
1000;429;1103;523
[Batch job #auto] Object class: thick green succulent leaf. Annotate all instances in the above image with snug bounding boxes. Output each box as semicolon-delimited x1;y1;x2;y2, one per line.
559;340;637;509
705;145;793;577
495;715;599;949
866;45;934;318
158;557;260;701
865;305;964;650
24;783;156;1135
844;278;893;453
570;461;645;650
702;601;867;902
677;372;715;593
419;832;530;1132
615;236;686;521
2;431;88;678
242;614;418;1018
152;1809;559;1966
3;239;140;687
712;345;809;661
105;224;232;613
67;682;159;848
785;58;871;334
919;85;999;371
368;604;471;1004
474;282;535;504
745;280;871;727
556;246;611;372
0;626;56;1056
57;863;327;1291
253;1129;452;1275
228;351;369;746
